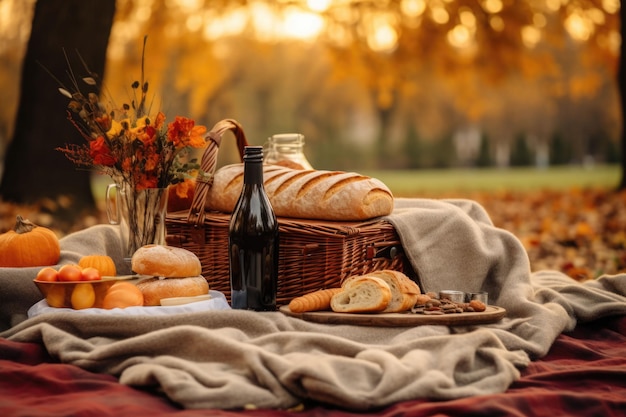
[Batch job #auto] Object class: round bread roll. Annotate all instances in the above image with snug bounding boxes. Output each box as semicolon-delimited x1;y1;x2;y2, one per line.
131;244;201;277
136;276;209;306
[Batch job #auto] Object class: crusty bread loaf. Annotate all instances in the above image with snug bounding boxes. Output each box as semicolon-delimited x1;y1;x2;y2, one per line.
132;245;202;278
136;276;209;306
367;270;421;313
330;276;391;313
288;288;343;313
205;164;394;221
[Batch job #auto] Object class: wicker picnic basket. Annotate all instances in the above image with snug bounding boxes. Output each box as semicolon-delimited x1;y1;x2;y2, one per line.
165;119;413;305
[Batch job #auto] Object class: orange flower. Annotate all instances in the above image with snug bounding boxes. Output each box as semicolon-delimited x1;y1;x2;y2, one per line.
154;112;166;130
144;151;160;172
167;116;206;149
95;114;112;132
56;48;208;192
136;125;158;146
188;124;207;148
89;136;116;166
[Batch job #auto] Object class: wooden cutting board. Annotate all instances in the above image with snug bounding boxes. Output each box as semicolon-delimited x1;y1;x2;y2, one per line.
279;305;506;327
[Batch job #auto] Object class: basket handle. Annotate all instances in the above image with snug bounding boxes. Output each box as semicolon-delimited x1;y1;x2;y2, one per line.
187;118;248;225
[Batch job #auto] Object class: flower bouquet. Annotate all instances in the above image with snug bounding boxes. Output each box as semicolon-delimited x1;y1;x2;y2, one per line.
54;37;208;264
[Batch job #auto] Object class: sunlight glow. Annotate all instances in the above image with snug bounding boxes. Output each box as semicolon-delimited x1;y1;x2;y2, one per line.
489;15;504;32
521;25;541;48
367;17;398;53
587;8;605;25
307;0;331;13
186;13;203;32
282;8;325;41
565;11;594;42
430;4;450;24
459;8;476;29
545;0;561;12
447;24;472;49
202;8;248;40
174;0;203;13
400;0;426;17
0;1;13;35
602;0;619;14
250;2;277;42
0;0;34;55
134;3;153;22
482;0;503;14
203;3;326;42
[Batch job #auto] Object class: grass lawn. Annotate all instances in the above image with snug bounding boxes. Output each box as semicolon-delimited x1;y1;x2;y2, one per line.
361;165;622;197
91;164;622;202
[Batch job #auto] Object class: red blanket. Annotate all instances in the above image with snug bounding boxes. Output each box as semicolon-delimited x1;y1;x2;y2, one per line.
2;315;625;417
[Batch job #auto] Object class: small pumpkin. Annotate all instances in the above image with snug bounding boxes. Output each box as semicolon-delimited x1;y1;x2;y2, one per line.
0;215;60;267
79;255;117;277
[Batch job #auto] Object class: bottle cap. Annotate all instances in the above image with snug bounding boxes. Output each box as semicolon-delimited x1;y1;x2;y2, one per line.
243;146;263;162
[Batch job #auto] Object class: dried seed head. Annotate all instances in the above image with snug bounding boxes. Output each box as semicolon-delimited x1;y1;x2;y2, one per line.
59;87;72;98
68;101;82;112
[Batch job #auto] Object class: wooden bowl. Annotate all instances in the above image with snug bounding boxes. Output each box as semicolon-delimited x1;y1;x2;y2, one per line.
33;276;133;309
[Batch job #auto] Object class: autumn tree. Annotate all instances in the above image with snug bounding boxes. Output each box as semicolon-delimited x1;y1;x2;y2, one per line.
1;0;622;220
619;3;625;189
0;0;116;220
313;1;621;172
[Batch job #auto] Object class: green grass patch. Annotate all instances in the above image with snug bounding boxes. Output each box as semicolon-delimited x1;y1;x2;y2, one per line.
362;165;621;197
91;164;622;202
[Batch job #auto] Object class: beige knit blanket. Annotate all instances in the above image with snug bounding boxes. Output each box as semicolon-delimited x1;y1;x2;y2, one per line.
2;198;626;410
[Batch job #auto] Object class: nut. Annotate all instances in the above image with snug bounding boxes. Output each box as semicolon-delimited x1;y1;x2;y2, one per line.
469;299;487;312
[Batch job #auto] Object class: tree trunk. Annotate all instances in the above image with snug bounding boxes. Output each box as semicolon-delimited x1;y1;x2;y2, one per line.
617;1;626;190
0;0;116;219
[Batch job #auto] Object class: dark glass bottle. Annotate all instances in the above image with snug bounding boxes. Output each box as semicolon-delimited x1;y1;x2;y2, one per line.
228;146;279;311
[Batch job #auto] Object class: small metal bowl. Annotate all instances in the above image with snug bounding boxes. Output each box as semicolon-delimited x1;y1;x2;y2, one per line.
439;290;465;304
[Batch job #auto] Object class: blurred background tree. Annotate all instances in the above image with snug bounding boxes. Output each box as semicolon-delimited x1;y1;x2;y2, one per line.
0;0;622;215
0;0;115;218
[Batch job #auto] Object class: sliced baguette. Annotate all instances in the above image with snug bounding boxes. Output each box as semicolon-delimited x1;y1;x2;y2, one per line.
330;276;391;313
368;270;421;313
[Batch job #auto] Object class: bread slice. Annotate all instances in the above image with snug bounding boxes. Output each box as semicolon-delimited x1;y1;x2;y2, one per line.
368;270;421;313
330;276;391;313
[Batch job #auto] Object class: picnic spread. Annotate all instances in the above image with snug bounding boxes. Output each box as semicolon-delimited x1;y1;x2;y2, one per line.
1;95;625;414
2;197;626;414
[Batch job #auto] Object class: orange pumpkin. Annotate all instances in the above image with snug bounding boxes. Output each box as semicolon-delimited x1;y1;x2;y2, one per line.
0;215;60;267
167;179;195;212
78;255;117;276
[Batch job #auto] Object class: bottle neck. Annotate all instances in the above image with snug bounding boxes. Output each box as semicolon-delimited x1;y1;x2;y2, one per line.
243;146;264;185
243;159;263;185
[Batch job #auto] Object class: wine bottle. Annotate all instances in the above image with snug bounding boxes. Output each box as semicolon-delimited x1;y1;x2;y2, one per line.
228;146;279;311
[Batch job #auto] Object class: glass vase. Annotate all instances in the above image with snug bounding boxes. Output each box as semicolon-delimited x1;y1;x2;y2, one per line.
106;183;168;269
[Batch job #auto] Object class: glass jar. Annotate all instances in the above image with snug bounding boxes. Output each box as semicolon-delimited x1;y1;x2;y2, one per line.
264;133;313;170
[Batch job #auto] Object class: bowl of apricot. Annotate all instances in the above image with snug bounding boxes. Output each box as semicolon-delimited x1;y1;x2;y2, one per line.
33;265;135;309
